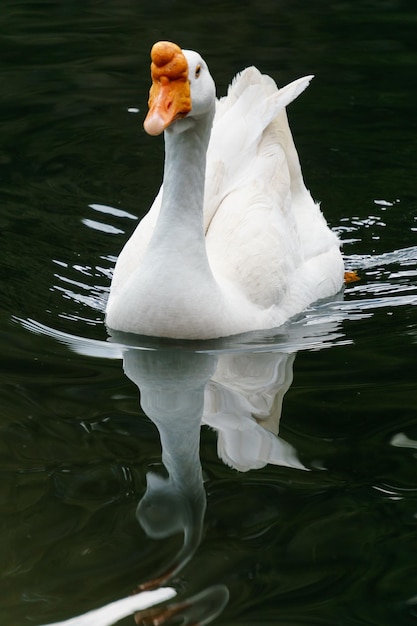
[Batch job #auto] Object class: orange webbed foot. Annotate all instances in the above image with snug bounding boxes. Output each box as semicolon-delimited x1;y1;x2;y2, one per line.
344;270;360;283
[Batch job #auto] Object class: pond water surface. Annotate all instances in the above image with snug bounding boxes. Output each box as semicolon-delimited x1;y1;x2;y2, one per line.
1;1;417;625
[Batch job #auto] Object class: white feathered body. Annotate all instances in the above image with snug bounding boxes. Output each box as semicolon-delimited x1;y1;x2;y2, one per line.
106;67;343;339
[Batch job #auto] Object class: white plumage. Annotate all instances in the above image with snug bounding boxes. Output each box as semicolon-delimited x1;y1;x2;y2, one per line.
105;43;344;339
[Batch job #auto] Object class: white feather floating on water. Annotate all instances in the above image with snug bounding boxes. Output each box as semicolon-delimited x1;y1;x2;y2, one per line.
39;587;176;626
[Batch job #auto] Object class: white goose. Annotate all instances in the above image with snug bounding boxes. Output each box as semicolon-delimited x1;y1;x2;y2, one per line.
105;41;345;339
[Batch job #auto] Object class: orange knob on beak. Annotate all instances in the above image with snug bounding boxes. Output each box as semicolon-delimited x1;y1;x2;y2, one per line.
144;41;192;136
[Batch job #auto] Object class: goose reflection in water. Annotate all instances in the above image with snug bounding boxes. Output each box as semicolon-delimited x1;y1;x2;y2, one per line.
123;346;305;581
121;341;306;625
35;313;345;626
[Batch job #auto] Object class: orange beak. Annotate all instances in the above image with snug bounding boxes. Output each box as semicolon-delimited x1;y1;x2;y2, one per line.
144;41;192;136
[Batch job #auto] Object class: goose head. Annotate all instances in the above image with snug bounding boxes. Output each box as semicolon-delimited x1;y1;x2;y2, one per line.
143;40;216;136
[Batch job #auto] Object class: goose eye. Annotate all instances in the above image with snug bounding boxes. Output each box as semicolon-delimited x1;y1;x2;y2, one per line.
195;64;201;78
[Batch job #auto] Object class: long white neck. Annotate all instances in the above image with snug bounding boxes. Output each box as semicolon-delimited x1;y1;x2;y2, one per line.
148;112;214;265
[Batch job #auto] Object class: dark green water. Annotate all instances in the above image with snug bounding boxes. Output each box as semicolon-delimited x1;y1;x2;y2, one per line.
1;1;417;625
